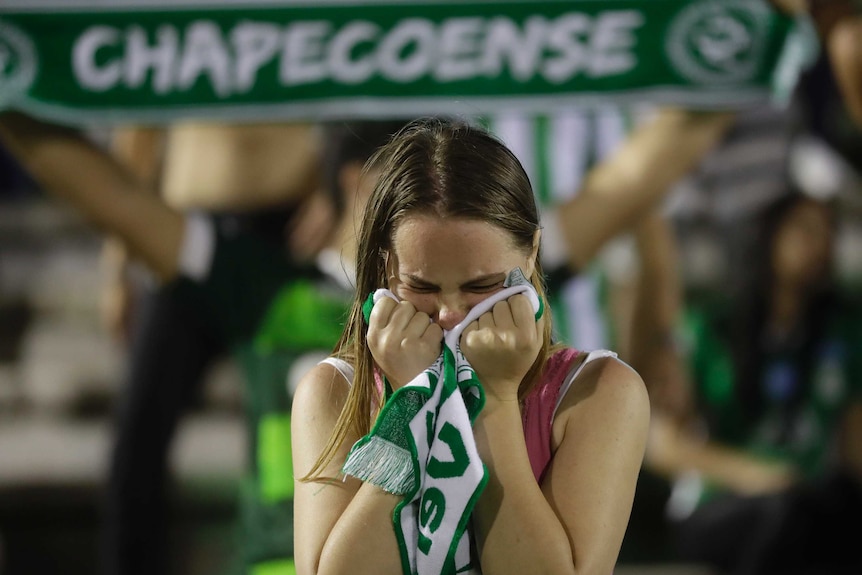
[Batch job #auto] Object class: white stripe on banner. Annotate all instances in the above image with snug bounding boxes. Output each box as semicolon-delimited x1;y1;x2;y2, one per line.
562;274;608;351
491;112;538;197
549;111;591;203
594;106;630;163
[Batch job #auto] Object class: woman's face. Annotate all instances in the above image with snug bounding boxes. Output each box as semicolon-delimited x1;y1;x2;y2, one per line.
387;215;537;331
772;200;834;288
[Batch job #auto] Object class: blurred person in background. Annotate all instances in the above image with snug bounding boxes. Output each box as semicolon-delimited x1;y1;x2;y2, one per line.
640;191;862;575
0;110;411;575
477;105;738;566
480;107;734;566
101;120;324;575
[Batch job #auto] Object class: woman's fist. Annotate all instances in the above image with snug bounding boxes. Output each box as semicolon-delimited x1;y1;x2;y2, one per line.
460;293;543;403
367;296;443;389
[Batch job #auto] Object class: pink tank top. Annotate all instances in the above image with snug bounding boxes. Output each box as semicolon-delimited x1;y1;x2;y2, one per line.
522;348;583;483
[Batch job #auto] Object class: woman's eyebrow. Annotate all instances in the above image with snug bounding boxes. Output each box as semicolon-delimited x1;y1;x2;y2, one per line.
461;272;507;287
399;272;507;288
401;273;436;287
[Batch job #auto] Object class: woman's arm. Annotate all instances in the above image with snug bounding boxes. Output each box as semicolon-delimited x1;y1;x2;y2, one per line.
291;363;404;575
0;112;184;282
472;358;650;575
458;294;649;574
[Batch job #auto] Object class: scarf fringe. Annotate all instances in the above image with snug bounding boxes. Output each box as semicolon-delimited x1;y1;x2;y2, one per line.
342;436;416;495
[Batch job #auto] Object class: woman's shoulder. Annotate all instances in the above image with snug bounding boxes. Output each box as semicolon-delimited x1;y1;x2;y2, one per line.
557;350;649;421
293;358;353;415
548;349;650;467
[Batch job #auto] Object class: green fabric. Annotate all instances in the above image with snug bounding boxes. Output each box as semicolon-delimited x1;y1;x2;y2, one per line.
254;279;348;353
251;559;296;575
0;1;813;126
258;414;294;503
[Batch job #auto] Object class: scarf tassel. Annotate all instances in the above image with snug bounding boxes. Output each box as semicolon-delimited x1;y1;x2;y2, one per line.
342;436;417;495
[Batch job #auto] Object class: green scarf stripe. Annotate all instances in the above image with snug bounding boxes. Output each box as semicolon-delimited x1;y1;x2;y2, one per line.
371;389;432;453
440;346;460;404
342;385;428;494
362;291;377;326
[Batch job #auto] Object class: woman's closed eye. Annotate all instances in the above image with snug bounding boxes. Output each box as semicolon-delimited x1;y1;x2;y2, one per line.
465;282;504;293
405;282;502;294
405;284;438;293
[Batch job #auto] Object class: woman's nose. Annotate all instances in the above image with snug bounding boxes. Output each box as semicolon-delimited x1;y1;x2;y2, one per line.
435;298;467;331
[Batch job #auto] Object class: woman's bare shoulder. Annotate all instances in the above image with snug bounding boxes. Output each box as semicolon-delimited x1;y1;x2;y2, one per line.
558;355;650;424
293;360;353;419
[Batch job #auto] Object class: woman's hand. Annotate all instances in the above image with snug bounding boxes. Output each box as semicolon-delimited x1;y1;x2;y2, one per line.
461;294;543;403
367;296;443;389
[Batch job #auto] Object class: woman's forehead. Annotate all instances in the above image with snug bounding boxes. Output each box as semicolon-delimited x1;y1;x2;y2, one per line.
392;215;514;247
389;215;524;274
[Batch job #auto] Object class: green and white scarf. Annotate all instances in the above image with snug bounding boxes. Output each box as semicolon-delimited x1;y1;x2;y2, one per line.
343;268;542;575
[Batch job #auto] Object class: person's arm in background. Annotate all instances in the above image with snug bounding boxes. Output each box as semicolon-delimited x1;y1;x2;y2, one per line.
0;111;184;282
630;212;797;496
821;6;862;128
646;417;798;496
100;125;166;341
628;210;692;420
770;0;862;128
555;108;735;272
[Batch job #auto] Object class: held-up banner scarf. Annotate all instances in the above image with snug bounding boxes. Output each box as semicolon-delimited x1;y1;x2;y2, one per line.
0;0;814;126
